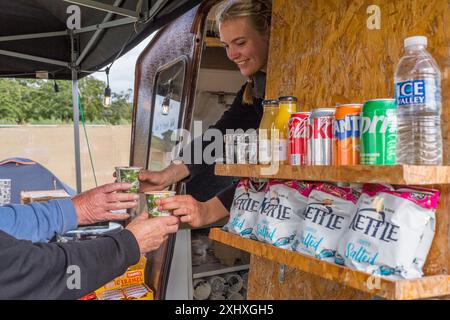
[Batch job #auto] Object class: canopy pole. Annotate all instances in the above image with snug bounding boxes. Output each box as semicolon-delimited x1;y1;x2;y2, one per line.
71;32;82;194
72;70;82;194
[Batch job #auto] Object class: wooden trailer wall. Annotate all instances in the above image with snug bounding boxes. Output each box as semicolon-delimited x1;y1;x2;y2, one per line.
247;0;450;300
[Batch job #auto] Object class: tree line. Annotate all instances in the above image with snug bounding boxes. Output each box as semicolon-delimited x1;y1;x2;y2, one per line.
0;77;132;125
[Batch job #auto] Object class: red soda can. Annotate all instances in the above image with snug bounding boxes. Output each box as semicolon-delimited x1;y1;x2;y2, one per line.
309;108;335;165
288;112;311;165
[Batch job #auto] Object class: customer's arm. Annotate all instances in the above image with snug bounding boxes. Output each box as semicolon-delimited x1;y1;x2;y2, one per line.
0;213;179;300
0;182;137;243
0;199;77;243
0;229;140;300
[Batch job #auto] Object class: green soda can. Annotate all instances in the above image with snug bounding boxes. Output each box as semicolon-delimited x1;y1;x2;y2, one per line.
360;99;397;165
145;191;176;217
115;166;142;193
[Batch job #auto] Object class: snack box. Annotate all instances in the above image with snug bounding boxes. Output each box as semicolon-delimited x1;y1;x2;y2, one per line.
96;284;154;301
80;256;154;300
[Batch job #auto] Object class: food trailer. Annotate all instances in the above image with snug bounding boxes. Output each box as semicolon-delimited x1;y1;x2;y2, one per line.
132;0;450;300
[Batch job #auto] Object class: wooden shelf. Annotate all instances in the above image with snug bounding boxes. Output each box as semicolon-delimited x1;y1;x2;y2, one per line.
215;164;450;185
209;228;450;300
193;263;249;279
205;36;222;47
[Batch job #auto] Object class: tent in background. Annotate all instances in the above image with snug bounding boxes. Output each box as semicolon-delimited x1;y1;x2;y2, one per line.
0;157;76;204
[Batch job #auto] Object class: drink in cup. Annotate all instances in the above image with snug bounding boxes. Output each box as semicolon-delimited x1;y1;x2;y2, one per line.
115;166;142;193
145;191;176;217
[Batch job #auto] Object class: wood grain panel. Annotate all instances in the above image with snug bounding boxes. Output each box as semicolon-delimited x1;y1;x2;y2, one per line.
422;185;449;276
258;0;450;299
247;256;371;300
266;0;450;163
209;229;450;300
215;164;450;185
246;260;450;301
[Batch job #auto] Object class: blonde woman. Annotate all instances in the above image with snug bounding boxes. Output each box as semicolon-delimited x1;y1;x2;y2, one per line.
140;0;272;226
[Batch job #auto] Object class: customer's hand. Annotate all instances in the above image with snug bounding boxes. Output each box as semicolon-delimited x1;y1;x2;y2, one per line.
126;212;179;253
138;169;171;192
72;182;138;225
157;195;208;228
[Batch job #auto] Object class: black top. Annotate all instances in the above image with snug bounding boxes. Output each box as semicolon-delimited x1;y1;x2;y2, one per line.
0;229;140;299
180;74;265;210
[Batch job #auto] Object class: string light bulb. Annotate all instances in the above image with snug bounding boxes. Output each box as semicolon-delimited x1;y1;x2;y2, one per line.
53;80;59;93
161;79;172;115
161;95;170;115
103;67;112;107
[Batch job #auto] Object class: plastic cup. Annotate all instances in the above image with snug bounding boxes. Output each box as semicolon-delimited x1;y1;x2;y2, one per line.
224;273;243;293
0;179;11;206
145;191;176;217
115;166;142;193
192;279;211;300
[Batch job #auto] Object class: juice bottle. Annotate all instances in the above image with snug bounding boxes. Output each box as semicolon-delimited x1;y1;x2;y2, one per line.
258;100;279;164
274;96;297;164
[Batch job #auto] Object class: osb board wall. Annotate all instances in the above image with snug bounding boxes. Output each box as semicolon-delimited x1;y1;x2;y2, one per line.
422;185;449;276
249;0;450;300
248;256;372;300
266;0;450;164
248;256;450;300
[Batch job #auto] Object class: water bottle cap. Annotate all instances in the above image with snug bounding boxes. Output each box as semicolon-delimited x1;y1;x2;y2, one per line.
404;36;427;48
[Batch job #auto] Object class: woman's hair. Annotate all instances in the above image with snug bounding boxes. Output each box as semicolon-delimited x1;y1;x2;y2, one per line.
216;0;272;105
216;0;272;35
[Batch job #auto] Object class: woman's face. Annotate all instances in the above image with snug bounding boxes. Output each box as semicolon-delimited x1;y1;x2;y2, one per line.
219;17;269;77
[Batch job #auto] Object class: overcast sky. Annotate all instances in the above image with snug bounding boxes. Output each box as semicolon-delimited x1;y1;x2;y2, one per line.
92;35;154;98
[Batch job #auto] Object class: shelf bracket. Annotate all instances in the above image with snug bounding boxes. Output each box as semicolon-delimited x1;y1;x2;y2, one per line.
278;264;286;284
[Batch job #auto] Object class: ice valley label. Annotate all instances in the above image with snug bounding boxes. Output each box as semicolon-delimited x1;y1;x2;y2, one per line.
396;80;426;106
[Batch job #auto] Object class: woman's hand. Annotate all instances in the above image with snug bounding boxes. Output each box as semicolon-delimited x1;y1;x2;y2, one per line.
156;195;208;228
138;163;190;193
138;170;171;192
157;195;230;228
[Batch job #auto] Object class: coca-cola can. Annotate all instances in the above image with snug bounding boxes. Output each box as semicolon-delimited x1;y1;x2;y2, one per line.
288;112;311;165
309;108;335;165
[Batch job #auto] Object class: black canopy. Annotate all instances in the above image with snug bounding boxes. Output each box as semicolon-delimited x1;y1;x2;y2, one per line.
0;0;203;79
0;0;204;193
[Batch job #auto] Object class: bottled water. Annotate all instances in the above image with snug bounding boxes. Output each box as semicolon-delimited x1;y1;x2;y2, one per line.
394;36;443;165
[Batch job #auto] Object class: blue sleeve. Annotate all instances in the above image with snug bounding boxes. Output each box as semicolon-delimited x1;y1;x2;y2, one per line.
0;199;78;243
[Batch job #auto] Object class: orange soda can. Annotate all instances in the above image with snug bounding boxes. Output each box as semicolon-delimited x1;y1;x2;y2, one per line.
333;104;363;165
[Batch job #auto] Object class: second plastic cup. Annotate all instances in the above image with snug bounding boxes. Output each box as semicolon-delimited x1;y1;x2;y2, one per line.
145;191;176;217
